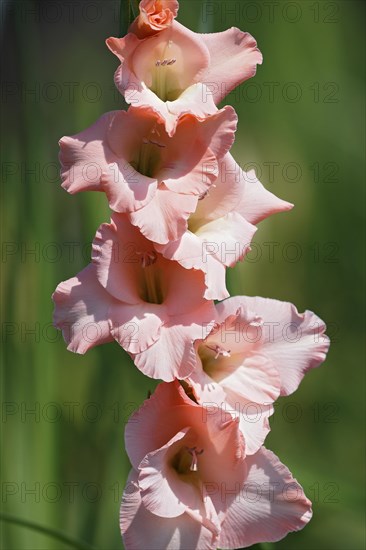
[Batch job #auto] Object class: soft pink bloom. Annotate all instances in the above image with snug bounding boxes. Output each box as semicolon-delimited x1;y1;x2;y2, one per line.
106;21;262;133
156;157;293;300
52;214;215;381
59;105;237;243
188;296;330;454
129;0;179;38
121;381;312;549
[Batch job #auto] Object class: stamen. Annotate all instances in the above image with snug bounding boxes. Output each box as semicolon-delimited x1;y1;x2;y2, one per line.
137;251;157;268
206;344;231;359
186;446;204;472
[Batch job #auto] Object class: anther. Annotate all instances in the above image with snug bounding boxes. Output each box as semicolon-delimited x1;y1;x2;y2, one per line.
155;58;176;67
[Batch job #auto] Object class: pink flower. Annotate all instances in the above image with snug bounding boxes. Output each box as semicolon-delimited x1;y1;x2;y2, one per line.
52;214;215;381
59;105;237;242
106;21;262;133
188;296;330;454
121;381;312;549
155;156;293;300
129;0;179;38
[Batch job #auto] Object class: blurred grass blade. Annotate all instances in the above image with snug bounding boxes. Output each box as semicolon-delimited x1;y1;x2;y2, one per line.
129;0;139;19
0;514;98;550
120;0;139;36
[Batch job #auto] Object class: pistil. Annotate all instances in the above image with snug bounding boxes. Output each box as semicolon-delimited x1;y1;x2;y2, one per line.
186;446;204;472
206;344;231;359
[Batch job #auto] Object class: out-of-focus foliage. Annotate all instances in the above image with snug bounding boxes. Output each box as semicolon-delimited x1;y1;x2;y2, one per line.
1;1;364;549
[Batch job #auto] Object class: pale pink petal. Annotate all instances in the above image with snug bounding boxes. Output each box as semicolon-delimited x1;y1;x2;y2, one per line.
156;231;229;300
165;83;219;133
193;153;248;222
125;381;203;470
52;265;114;354
163;260;212;316
59;112;115;194
109;302;165;355
216;355;281;405
223;390;274;456
188;367;228;406
59;110;158;213
161;148;218;195
219;447;312;548
130;184;198;243
159;106;237;195
120;469;214;550
133;305;215;381
192;211;257;267
236;168;293;224
91;217;147;305
198;415;247;499
189;361;274;455
216;296;330;396
200;27;263;104
138;429;201;517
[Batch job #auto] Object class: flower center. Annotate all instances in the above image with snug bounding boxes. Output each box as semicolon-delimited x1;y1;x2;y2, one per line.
130;126;166;178
134;38;184;102
172;445;204;475
137;251;166;304
198;342;233;380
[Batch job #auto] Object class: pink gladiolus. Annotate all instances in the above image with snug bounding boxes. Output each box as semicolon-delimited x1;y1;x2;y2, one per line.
106;21;262;134
188;296;330;454
59;105;237;242
155;156;293;300
129;0;179;38
120;381;312;549
53;1;330;546
52;214;215;381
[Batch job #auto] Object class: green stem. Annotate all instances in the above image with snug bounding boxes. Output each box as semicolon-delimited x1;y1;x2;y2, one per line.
0;513;98;550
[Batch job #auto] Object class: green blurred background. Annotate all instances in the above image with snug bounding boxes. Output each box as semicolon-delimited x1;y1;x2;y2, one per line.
1;0;365;548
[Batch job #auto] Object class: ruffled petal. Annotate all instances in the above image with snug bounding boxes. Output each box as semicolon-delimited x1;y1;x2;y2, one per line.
192;211;257;267
130;184;198;243
138;429;201;517
193;153;248;223
156;231;229;301
52;264;114;354
133;304;215;381
120;469;215;550
217;296;330;396
224;390;274;456
109;302;165;355
219;447;312;548
200;27;263;104
216;354;281;405
236;168;293;224
91;216;147;305
59;112;116;194
125;381;202;470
